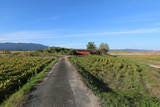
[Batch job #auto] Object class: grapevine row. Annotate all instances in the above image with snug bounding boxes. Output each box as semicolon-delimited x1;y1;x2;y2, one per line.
0;56;56;102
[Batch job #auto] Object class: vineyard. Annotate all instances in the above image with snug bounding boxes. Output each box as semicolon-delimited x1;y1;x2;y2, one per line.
70;55;160;107
0;56;56;103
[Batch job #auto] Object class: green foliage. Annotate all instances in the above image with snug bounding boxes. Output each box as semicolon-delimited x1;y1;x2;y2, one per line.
86;42;97;54
32;48;77;56
99;43;109;55
70;55;160;107
68;49;77;55
0;58;57;107
0;56;57;103
86;42;110;55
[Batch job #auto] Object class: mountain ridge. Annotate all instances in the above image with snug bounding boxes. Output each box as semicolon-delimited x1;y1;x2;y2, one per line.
0;43;49;51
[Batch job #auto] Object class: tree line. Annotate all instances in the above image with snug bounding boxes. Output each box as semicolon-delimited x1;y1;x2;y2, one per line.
1;42;110;56
87;42;109;55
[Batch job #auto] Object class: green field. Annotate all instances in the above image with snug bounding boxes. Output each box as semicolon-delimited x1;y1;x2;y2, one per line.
1;51;160;107
70;55;160;107
119;55;160;64
0;56;57;103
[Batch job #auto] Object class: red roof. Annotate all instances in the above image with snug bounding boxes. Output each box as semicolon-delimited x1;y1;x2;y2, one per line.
76;51;90;55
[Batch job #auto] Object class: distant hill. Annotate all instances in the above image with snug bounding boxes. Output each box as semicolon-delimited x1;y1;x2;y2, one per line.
0;43;49;51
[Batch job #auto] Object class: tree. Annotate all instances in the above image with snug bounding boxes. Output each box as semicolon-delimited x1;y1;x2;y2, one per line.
86;42;97;54
68;49;77;55
99;43;109;55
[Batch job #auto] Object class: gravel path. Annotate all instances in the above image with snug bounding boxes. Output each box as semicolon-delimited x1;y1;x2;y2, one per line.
149;64;160;69
23;56;100;107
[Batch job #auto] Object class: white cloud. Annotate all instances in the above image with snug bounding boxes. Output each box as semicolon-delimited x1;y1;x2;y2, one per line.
65;27;160;37
0;27;160;42
35;16;60;23
0;30;59;41
57;43;86;48
112;12;160;24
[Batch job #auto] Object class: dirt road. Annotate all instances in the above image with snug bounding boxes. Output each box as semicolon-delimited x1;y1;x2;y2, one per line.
24;57;100;107
149;64;160;69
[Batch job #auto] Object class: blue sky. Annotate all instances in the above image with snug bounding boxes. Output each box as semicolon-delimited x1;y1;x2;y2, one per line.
0;0;160;49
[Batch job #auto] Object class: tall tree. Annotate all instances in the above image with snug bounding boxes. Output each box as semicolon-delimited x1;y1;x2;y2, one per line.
99;43;109;55
86;42;97;54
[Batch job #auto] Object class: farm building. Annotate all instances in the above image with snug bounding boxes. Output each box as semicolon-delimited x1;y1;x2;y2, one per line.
76;51;90;55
